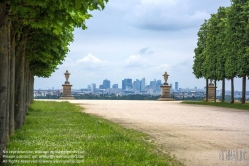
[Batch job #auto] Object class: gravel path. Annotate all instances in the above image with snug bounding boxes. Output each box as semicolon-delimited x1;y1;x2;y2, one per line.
69;100;249;166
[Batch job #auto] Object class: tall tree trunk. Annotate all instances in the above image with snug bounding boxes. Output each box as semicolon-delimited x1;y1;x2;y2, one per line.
214;80;217;102
231;77;234;103
30;74;34;103
241;75;246;104
5;16;11;143
28;71;34;104
205;79;208;102
0;0;8;163
24;59;30;116
14;32;28;129
9;28;16;136
222;78;225;102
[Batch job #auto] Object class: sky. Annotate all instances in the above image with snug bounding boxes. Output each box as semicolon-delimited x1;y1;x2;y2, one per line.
34;0;248;91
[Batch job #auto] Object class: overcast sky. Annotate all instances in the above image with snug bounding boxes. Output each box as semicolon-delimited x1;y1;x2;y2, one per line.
34;0;247;91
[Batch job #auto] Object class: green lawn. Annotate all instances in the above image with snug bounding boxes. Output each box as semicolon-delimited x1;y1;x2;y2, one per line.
182;101;249;110
5;101;183;166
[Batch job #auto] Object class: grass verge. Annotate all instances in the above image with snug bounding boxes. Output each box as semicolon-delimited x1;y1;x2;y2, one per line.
5;101;184;166
182;101;249;110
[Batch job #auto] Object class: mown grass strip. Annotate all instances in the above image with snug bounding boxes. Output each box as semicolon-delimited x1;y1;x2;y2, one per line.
182;101;249;110
6;101;184;166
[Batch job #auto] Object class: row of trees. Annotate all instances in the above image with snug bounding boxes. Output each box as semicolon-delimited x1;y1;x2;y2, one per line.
0;0;108;163
193;0;249;103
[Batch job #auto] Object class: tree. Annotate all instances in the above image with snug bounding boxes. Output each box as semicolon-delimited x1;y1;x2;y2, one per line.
205;13;219;102
27;28;74;77
193;20;209;101
205;7;229;102
228;0;249;104
215;7;229;102
225;1;241;103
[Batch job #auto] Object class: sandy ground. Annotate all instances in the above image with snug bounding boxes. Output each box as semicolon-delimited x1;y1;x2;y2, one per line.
67;100;249;166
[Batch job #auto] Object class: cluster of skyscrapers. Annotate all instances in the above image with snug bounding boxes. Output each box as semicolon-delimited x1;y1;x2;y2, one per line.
122;78;146;91
87;78;179;94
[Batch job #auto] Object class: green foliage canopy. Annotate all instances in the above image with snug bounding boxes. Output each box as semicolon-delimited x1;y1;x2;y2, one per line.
8;0;108;77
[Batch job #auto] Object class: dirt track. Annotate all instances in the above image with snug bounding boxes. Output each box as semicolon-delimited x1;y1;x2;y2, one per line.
69;100;249;166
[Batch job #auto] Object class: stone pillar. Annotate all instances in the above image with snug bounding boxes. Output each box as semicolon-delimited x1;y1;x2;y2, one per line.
208;84;216;101
158;72;174;101
59;70;75;100
158;85;174;101
206;79;216;101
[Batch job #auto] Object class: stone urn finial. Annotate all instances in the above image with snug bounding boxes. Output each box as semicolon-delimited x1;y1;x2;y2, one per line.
64;70;70;84
60;70;75;100
163;72;169;85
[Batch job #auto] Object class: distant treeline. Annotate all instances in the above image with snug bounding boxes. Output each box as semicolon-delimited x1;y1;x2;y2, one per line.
35;94;160;100
74;94;160;100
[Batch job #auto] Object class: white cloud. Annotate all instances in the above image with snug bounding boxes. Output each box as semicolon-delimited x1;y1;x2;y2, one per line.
76;54;109;70
77;54;107;64
124;55;153;68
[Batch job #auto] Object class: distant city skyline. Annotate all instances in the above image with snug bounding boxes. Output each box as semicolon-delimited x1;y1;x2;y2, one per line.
35;73;249;91
34;73;247;91
36;76;201;91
